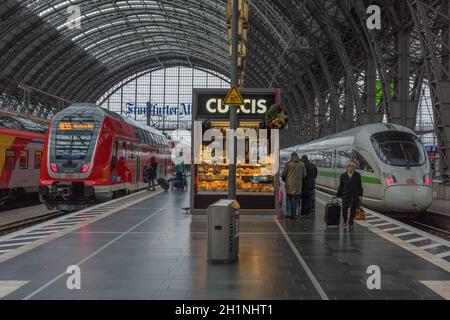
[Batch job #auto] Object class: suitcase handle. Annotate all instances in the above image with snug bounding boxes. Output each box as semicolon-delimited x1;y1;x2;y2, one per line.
331;197;341;205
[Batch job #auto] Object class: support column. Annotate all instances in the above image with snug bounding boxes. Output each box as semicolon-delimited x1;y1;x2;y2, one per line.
390;29;419;129
343;76;355;129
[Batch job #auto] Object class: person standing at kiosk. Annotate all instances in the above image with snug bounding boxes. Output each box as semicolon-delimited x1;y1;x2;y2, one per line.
282;152;306;219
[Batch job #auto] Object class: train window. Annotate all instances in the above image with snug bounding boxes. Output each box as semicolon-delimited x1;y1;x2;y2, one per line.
337;150;352;169
112;140;118;168
5;150;15;169
323;152;333;168
19;150;28;169
148;133;154;146
145;131;151;145
55;116;95;160
371;131;426;167
34;151;42;169
351;151;374;173
140;130;146;144
129;144;135;159
121;142;126;159
309;153;318;166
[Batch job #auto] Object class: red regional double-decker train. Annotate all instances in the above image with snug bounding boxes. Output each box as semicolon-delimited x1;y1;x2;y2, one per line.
39;103;174;211
0;112;48;204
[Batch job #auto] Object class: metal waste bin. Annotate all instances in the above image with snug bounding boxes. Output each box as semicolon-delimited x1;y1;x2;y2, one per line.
207;199;240;263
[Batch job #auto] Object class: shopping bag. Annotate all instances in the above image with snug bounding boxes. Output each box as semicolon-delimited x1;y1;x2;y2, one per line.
278;190;283;205
355;206;365;221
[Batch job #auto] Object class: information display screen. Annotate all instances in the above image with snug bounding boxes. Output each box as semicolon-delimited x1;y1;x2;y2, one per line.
58;122;95;131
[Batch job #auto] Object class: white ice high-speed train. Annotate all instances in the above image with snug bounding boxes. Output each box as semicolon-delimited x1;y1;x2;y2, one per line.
281;123;433;213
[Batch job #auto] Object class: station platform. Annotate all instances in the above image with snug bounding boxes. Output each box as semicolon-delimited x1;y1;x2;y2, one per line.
428;199;450;217
0;189;450;300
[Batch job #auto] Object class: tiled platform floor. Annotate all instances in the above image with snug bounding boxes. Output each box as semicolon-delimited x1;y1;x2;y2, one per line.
0;190;449;300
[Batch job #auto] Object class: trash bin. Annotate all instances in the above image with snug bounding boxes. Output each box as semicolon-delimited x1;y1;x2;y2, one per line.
207;199;240;263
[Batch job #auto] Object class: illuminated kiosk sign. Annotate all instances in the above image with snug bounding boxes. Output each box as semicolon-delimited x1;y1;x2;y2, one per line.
194;88;279;119
125;102;192;117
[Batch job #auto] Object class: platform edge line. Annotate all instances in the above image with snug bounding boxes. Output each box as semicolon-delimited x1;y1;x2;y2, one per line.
275;220;329;300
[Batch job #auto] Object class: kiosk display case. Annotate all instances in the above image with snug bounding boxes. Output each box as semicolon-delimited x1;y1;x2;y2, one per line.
191;89;281;214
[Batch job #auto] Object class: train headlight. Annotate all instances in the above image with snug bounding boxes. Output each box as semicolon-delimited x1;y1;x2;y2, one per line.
384;173;397;186
423;174;432;186
50;162;58;173
81;162;91;174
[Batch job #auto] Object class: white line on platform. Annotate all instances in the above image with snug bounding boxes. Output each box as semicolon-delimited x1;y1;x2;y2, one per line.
275;219;329;300
420;243;443;250
383;226;403;232
394;231;415;237
366;218;385;223
436;251;450;259
23;193;184;300
25;231;59;236
0;242;31;248
3;236;43;241
372;222;392;227
406;237;428;243
0;249;11;254
52;222;78;226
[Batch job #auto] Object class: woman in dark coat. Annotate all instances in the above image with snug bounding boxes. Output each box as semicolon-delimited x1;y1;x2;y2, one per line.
336;162;363;228
144;157;158;191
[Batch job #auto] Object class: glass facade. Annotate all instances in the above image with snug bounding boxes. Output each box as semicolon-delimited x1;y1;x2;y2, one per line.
99;67;229;134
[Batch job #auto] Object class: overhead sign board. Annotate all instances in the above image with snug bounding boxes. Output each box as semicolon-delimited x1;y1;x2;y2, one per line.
425;146;439;153
193;88;280;120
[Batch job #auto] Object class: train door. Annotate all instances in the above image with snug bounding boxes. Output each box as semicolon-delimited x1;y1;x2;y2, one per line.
332;149;338;189
136;148;140;190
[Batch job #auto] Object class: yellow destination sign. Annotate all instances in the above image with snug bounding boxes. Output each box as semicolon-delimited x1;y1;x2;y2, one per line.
223;86;245;106
59;122;94;131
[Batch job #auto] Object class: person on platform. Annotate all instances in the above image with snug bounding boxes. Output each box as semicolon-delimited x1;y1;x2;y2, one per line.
282;152;307;220
300;155;318;217
145;157;158;191
336;162;363;228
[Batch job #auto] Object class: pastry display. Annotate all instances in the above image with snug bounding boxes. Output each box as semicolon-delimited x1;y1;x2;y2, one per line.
197;163;275;194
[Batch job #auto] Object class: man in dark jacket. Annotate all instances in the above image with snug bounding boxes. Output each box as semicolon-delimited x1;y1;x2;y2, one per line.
145;157;158;191
336;162;363;228
300;155;318;217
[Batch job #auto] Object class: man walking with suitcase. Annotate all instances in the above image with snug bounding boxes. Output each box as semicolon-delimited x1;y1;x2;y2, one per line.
336;162;363;228
282;152;307;220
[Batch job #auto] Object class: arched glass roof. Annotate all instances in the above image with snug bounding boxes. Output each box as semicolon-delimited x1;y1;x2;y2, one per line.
1;0;449;163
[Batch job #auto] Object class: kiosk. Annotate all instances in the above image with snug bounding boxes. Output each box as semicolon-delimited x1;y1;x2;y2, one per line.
191;88;281;215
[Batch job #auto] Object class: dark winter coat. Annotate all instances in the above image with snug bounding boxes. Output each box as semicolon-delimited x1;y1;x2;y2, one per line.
337;171;363;208
144;162;157;182
302;160;318;192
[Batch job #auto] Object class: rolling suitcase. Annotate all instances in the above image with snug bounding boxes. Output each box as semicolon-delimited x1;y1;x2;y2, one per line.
325;197;341;227
157;178;170;191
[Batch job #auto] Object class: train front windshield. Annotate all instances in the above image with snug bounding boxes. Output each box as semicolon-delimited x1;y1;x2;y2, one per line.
371;131;426;167
51;116;98;171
